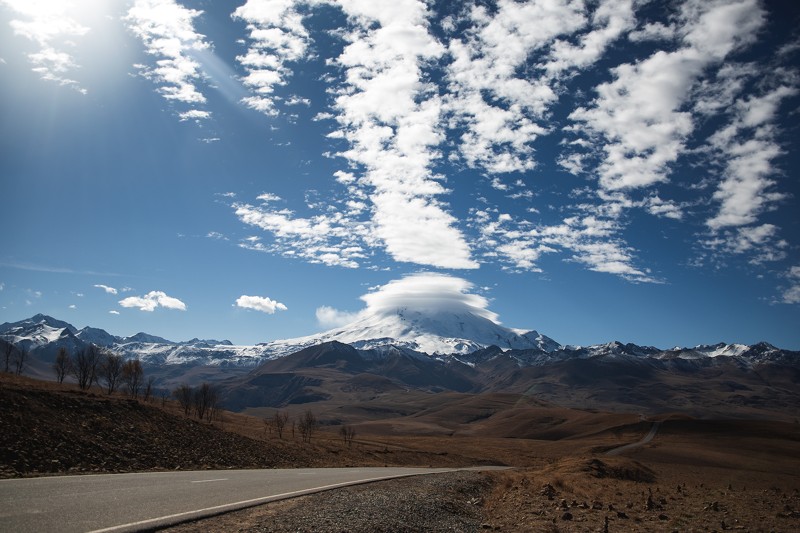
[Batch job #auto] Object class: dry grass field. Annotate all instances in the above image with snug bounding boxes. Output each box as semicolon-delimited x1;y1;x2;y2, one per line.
2;372;799;531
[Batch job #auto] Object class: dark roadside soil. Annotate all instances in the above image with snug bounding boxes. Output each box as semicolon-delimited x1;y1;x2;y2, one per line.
164;470;492;533
0;376;317;477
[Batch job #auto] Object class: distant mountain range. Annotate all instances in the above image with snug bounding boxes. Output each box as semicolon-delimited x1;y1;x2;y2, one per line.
1;312;796;369
2;312;798;419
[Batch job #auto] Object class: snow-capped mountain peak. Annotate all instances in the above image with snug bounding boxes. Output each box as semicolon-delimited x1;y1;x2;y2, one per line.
258;306;561;357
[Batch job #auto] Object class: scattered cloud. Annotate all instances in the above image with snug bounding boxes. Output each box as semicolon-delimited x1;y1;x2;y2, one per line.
232;0;313;115
234;201;371;268
568;0;765;192
94;284;118;295
125;0;211;118
235;294;287;314
324;0;477;269
706;84;797;231
780;266;800;304
119;290;187;312
1;0;90;92
109;310;120;315
472;209;659;283
68;304;76;309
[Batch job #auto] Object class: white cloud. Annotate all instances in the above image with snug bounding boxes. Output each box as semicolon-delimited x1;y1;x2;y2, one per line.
317;274;501;330
703;223;786;262
542;0;636;76
125;0;211;117
109;310;120;315
94;284;118;295
568;0;765;192
1;0;90;91
232;0;313;115
221;1;795;289
179;109;211;122
234;201;370;268
119;290;187;312
778;266;800;304
444;1;581;174
256;192;281;202
235;294;287;314
324;0;477;269
443;0;637;176
235;1;477;270
315;305;360;329
473;210;658;283
68;304;76;309
646;196;683;220
706;85;797;230
362;272;499;322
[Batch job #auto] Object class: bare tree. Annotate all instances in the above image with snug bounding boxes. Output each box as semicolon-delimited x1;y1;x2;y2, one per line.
121;359;144;398
160;388;170;407
272;411;289;439
73;344;101;390
100;352;124;395
143;376;155;402
174;384;193;416
297;410;318;443
3;341;14;373
53;347;73;384
205;386;219;422
13;346;28;376
339;425;356;448
193;382;219;421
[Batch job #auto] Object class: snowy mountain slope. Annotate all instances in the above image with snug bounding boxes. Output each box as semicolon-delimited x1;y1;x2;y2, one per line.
0;314;78;350
0;314;252;366
257;307;561;358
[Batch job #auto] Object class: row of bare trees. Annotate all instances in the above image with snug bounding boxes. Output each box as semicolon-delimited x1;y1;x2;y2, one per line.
52;345;154;400
2;341;28;375
172;383;219;422
262;410;349;445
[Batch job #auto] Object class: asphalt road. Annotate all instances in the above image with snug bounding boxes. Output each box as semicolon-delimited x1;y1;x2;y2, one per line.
0;467;492;533
605;421;661;456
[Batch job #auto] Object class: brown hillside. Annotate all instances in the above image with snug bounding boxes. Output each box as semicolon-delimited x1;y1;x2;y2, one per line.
0;374;486;478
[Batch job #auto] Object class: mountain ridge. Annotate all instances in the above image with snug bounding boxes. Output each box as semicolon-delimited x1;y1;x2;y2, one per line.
1;313;795;370
3;313;798;419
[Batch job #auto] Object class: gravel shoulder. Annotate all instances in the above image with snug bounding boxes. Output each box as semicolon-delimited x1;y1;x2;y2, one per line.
161;470;492;532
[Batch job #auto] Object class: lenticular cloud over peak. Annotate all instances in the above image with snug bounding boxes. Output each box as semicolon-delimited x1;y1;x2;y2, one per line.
359;273;500;323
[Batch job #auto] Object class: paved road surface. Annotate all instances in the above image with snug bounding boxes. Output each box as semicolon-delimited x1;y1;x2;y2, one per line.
605;421;661;456
0;467;499;533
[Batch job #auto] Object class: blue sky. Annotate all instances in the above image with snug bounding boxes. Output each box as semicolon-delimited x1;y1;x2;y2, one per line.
1;0;799;349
